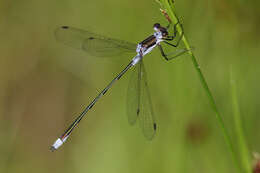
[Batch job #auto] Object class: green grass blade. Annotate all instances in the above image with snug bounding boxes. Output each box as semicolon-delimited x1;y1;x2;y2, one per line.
230;67;251;173
157;0;241;172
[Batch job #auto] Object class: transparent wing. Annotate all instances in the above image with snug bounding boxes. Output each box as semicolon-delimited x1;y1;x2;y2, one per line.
126;61;141;125
55;26;137;57
139;61;156;140
126;60;156;140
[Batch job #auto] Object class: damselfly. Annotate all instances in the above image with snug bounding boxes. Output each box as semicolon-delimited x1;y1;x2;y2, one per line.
51;20;189;151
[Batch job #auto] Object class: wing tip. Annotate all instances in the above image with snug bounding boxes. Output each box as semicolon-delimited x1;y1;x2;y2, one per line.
128;119;137;126
153;123;157;131
143;124;157;141
61;26;69;29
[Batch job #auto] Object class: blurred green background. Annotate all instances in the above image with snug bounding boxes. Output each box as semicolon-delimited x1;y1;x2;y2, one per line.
0;0;259;172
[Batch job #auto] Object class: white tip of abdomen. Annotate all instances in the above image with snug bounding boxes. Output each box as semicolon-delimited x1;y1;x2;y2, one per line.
50;138;65;151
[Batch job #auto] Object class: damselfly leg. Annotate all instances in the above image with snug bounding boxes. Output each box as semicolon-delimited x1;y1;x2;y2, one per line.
158;14;188;61
158;44;192;61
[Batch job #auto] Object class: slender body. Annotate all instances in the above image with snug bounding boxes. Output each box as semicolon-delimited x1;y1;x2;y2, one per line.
51;22;185;151
51;60;134;150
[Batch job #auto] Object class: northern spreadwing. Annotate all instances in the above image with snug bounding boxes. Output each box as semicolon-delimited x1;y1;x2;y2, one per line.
51;18;190;151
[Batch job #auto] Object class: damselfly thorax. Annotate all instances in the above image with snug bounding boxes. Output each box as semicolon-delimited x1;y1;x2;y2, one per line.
136;23;168;57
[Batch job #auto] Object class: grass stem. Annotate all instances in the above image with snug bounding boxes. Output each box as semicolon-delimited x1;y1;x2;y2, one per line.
230;67;251;173
158;0;241;171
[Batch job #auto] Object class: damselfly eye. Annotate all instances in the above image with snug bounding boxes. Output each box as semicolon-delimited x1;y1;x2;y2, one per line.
153;23;160;29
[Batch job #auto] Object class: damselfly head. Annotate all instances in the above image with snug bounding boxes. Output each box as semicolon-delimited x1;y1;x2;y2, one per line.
153;23;161;31
153;23;168;38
